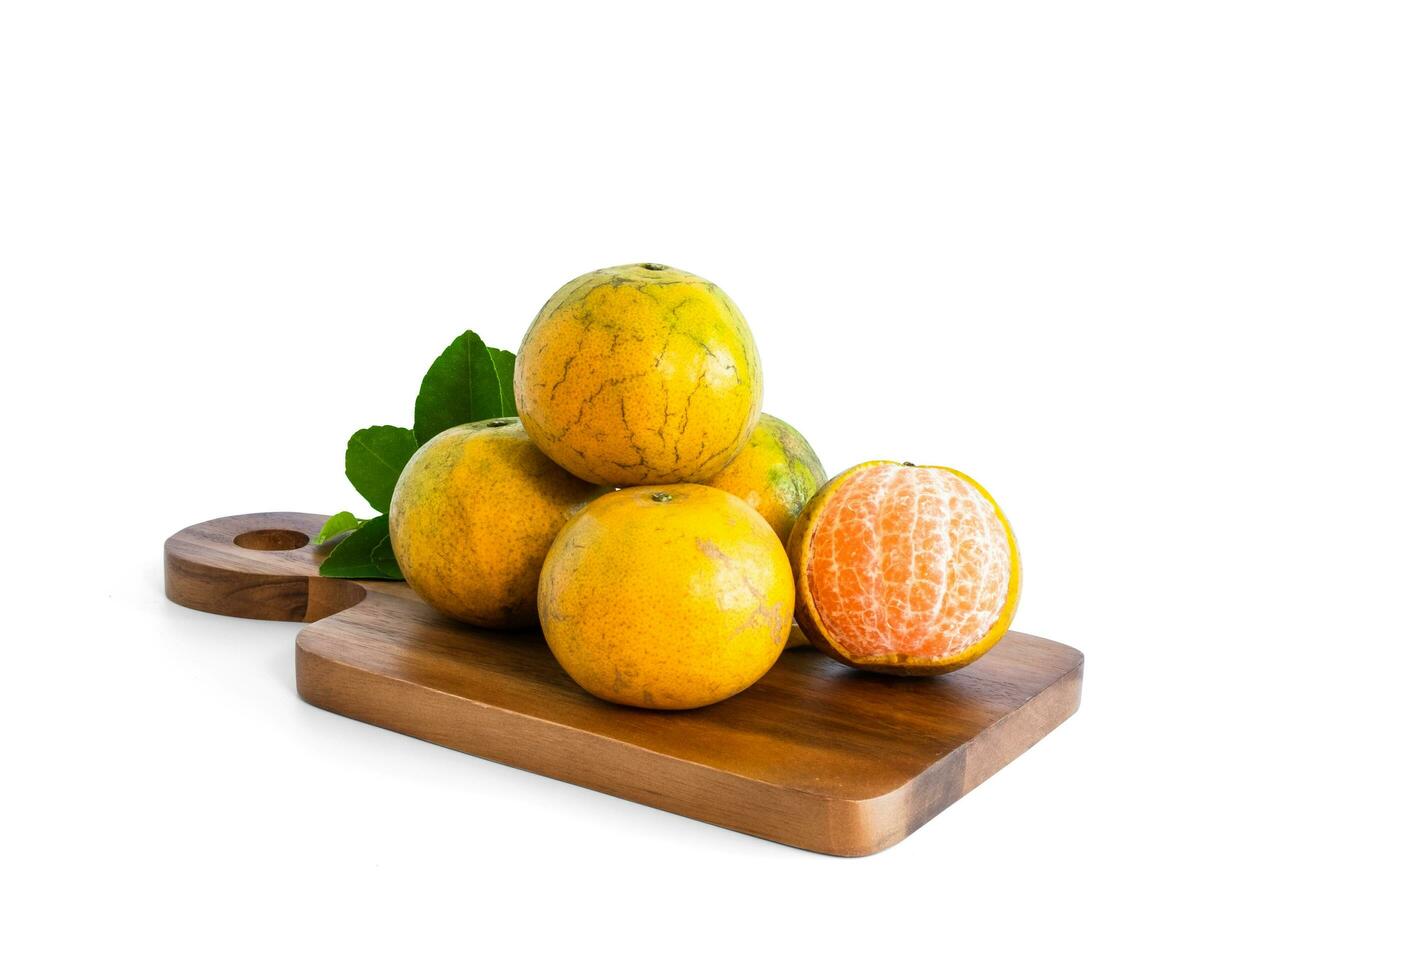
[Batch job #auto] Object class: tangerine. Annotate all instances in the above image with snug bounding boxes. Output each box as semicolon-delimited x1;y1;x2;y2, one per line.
389;418;607;628
787;461;1020;674
539;484;793;709
514;263;762;486
704;413;827;544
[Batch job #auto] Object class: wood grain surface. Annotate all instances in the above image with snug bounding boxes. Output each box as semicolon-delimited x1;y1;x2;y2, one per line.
165;512;1083;856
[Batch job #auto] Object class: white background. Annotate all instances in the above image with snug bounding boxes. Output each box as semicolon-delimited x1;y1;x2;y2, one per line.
2;2;1413;977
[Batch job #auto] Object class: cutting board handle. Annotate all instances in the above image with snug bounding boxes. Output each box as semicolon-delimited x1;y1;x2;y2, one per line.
164;512;368;623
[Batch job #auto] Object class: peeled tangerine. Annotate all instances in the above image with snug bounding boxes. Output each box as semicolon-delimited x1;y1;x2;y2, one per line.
787;461;1021;675
389;419;607;628
539;484;794;709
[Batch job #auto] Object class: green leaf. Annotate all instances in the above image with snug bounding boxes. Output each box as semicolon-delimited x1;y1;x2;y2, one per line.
414;330;506;444
371;534;402;579
312;511;367;546
488;347;517;416
346;425;418;513
318;515;404;580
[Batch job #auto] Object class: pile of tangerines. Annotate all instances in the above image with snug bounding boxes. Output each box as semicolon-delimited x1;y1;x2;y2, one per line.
388;263;1019;709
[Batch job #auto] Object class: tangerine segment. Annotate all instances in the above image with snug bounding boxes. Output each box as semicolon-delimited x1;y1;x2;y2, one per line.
803;463;1018;670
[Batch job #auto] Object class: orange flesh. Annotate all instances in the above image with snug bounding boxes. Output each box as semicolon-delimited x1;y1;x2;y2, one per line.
806;465;1012;661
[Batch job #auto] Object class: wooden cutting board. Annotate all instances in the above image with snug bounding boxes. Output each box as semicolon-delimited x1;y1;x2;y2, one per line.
166;512;1083;856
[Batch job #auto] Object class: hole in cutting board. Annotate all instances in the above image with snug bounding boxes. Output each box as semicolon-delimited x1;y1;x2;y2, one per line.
234;529;310;551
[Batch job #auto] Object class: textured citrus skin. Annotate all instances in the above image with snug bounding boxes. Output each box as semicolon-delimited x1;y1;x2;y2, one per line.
787;461;1021;675
514;263;763;486
704;413;827;544
389;419;607;629
539;484;794;709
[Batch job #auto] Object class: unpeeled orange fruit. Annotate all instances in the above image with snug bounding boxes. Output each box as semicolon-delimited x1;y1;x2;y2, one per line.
787;461;1020;674
539;484;794;709
389;418;608;628
514;263;763;486
704;413;827;544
